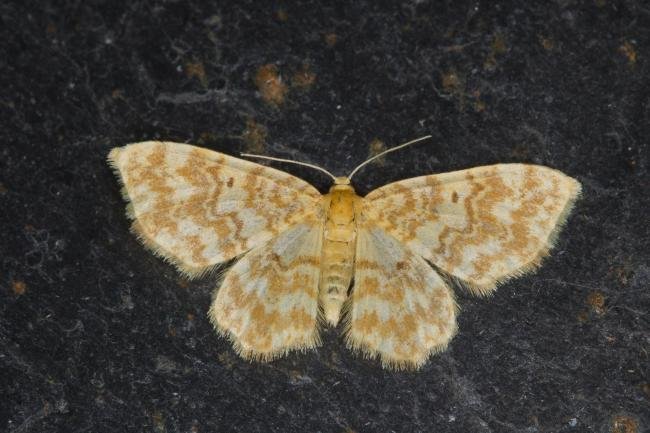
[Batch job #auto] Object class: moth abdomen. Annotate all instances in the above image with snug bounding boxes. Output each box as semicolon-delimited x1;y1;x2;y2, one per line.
319;237;355;325
319;184;360;326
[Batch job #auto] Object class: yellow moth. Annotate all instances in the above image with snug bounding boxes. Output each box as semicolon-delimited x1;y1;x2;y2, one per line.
108;136;581;370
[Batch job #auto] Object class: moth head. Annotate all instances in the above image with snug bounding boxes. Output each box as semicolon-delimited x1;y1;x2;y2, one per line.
329;177;355;193
334;176;351;186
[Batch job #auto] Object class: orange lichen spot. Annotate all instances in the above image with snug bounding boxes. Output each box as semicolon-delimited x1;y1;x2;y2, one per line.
510;144;532;159
45;22;57;34
492;33;508;53
185;61;208;86
242;118;267;154
12;280;27;296
0;182;7;194
324;33;338;47
365;138;387;166
441;69;468;109
577;310;589;323
619;41;637;66
111;88;124;99
276;9;288;22
187;312;195;322
196;131;217;146
611;414;638;433
539;35;555;51
441;70;462;93
484;33;507;70
473;90;486;112
254;64;288;106
292;64;316;89
218;351;236;368
641;383;650;398
586;291;606;315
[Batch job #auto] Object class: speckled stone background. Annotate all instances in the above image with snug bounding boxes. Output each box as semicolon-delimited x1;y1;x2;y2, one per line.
1;1;648;432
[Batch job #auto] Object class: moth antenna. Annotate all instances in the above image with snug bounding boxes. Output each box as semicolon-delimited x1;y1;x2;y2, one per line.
347;135;433;180
241;153;338;182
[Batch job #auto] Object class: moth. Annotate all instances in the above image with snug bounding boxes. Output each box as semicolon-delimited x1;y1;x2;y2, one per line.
108;136;581;369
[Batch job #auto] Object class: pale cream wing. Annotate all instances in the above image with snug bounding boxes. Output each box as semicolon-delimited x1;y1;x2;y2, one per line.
209;223;323;360
108;141;322;277
345;226;457;370
362;163;581;294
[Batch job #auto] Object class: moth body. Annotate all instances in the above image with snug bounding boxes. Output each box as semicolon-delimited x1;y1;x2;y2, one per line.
319;178;361;325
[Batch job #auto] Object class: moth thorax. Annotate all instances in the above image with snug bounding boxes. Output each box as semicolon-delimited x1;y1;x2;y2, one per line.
329;186;355;195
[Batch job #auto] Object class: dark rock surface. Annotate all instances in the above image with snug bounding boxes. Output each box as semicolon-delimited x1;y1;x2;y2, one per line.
1;1;648;432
